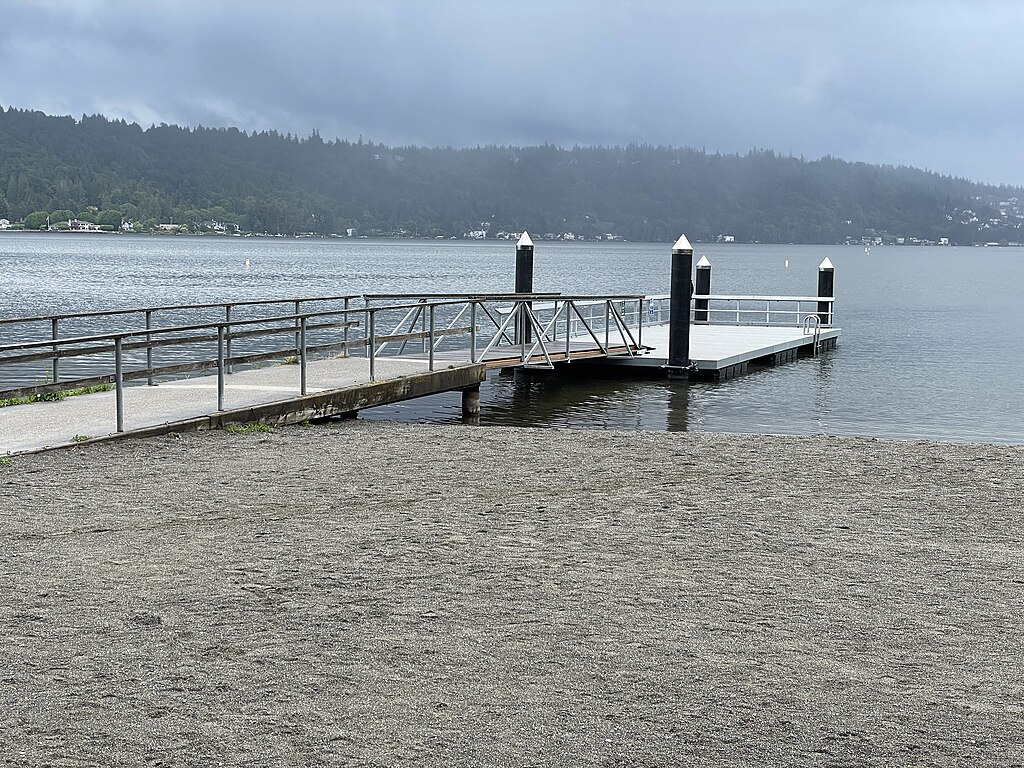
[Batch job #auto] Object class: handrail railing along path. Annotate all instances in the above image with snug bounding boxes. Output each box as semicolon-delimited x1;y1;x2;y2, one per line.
1;292;647;435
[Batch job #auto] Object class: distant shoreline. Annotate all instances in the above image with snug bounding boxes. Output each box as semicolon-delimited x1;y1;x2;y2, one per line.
2;229;1017;247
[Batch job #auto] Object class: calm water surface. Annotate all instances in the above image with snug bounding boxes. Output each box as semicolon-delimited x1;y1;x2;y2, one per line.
1;233;1021;444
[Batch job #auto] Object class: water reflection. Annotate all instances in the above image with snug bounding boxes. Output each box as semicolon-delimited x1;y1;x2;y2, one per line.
665;382;689;432
812;352;835;435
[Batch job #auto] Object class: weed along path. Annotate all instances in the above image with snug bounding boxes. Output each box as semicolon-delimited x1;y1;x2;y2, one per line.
1;422;1022;766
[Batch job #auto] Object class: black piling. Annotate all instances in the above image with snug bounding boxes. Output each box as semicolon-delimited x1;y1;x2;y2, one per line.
694;254;712;323
667;233;693;378
515;231;535;344
817;257;835;326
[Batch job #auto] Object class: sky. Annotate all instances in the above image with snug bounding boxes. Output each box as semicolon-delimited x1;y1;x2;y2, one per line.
1;0;1021;187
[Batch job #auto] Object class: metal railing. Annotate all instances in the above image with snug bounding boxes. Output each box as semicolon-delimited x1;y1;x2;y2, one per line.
1;287;836;435
641;294;835;327
0;294;362;387
0;308;360;431
0;292;646;434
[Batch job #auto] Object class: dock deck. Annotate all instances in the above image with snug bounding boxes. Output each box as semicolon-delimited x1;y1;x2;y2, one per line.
620;323;841;378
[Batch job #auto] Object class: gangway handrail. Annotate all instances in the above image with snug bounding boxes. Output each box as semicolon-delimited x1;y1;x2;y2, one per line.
0;294;364;326
1;293;648;436
0;309;358;355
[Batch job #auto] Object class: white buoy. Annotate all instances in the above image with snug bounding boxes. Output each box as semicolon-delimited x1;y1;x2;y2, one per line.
244;258;252;268
784;259;789;268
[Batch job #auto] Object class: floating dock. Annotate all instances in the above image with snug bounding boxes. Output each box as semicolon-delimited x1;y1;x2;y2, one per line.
612;322;841;380
0;235;842;453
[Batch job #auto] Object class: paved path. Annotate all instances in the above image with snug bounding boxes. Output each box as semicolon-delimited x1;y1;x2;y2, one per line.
1;423;1021;766
0;356;431;454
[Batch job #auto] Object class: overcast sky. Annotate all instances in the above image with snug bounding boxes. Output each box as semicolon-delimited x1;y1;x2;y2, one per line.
1;0;1020;186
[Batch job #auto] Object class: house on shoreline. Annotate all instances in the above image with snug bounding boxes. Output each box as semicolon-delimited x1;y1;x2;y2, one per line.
68;219;102;232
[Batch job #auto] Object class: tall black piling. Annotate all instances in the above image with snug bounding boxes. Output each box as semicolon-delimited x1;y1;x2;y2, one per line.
817;257;834;326
694;254;712;323
667;233;693;379
514;231;534;344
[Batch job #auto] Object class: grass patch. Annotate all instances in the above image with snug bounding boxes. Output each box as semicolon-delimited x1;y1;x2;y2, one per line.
71;435;91;443
225;422;274;434
0;457;12;467
0;383;113;408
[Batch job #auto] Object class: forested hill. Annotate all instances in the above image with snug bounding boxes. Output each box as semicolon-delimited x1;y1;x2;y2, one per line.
1;106;1021;244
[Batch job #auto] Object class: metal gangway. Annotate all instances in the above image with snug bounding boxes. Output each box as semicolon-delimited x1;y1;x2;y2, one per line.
0;292;648;438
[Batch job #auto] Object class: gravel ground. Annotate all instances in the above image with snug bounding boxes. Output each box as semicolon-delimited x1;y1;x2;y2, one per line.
1;422;1022;767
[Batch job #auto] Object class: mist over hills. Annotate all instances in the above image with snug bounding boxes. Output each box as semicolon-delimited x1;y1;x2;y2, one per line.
1;106;1021;245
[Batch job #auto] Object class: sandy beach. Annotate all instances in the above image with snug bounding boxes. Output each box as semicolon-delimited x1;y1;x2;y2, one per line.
1;421;1022;766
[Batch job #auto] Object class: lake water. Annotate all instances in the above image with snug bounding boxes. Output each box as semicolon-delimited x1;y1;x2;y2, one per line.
1;233;1022;444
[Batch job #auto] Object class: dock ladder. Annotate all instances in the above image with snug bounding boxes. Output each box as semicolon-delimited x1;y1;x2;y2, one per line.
802;315;822;357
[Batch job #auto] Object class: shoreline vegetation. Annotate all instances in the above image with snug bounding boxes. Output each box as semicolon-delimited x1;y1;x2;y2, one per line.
2;421;1021;764
3;229;1023;247
2;107;1023;247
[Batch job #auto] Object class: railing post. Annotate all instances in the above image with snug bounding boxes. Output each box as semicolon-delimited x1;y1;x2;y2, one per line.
694;255;711;323
421;299;428;353
369;310;376;381
343;297;350;357
565;303;571;360
604;301;610;350
51;318;59;384
668;233;693;378
470;302;478;363
515;231;534;344
217;326;225;411
225;304;233;374
114;337;124;433
519;304;527;362
817;257;835;326
428;304;435;371
637;298;644;347
364;297;371;363
145;310;154;385
299;316;307;395
294;299;301;353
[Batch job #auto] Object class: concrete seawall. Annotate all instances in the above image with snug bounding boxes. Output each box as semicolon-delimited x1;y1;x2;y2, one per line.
1;423;1022;766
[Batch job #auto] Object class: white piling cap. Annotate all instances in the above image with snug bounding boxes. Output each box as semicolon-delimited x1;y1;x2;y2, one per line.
696;255;711;267
517;231;534;248
672;233;693;253
818;257;834;270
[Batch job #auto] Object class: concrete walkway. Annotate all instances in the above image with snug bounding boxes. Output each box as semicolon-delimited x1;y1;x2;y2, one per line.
0;356;436;454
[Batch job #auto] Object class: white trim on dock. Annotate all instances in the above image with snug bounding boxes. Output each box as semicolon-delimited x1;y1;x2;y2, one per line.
620;323;842;371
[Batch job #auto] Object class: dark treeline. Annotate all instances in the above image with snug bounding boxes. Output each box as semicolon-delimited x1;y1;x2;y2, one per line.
1;106;1021;244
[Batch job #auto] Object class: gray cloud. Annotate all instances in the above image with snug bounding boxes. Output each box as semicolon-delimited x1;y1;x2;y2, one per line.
1;0;1021;185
